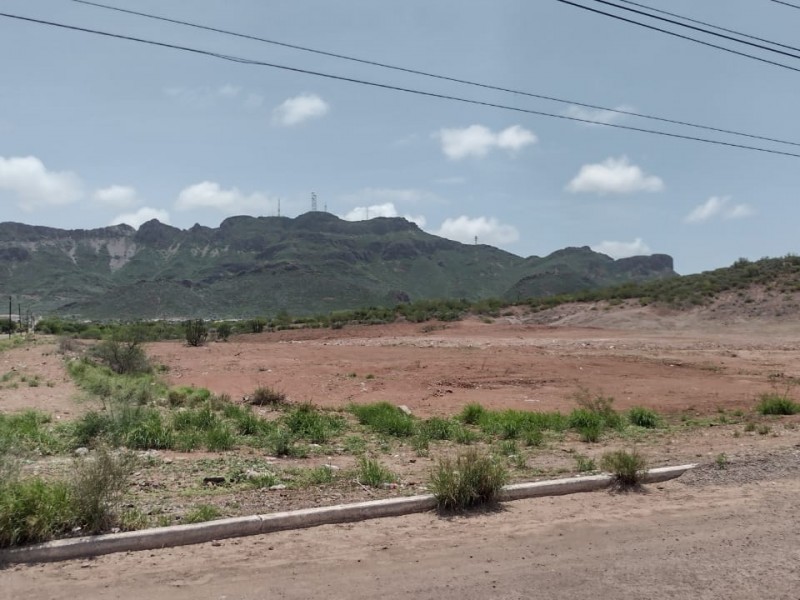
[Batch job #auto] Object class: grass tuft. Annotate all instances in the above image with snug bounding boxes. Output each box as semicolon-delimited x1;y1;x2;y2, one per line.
601;449;647;488
430;449;507;512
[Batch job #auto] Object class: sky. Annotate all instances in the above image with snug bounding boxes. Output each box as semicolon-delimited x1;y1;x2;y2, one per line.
1;0;799;274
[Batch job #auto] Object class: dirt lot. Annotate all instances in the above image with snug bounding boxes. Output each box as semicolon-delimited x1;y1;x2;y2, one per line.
2;304;800;596
148;313;800;417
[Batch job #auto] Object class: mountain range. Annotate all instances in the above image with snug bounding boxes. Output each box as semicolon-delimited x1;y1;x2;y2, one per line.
0;213;676;319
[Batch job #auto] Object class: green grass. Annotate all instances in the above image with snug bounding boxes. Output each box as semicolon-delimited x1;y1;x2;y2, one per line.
356;457;396;487
0;410;64;455
628;407;660;428
756;393;800;415
183;504;222;524
350;402;415;437
0;478;75;547
430;449;508;511
282;403;345;443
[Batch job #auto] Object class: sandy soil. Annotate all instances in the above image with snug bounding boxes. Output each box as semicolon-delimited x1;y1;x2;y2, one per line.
5;451;799;600
149;315;800;417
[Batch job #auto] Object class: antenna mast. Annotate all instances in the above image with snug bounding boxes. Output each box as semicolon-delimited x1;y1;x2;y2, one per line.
311;192;317;212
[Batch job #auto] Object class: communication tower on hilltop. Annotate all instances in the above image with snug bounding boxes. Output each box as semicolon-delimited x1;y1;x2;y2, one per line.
311;192;318;212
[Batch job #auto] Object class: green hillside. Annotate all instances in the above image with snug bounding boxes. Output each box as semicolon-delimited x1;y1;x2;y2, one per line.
0;213;676;319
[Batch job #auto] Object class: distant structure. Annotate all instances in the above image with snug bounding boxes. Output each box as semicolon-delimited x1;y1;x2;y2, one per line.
474;236;478;245
277;198;281;217
311;192;318;212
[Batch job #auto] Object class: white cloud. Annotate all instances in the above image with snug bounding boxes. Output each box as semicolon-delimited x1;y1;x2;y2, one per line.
110;207;170;229
92;185;140;208
175;181;274;212
0;155;82;210
436;125;537;160
342;202;427;228
685;196;755;224
435;216;519;246
566;156;664;195
272;94;329;126
592;238;651;259
563;104;633;126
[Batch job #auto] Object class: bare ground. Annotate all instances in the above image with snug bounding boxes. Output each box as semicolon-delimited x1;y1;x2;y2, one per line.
5;450;799;600
2;302;800;596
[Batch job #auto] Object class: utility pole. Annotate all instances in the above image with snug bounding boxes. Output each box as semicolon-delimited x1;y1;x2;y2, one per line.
311;192;318;212
7;296;11;339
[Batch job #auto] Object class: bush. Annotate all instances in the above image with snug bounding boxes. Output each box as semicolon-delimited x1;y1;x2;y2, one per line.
250;386;287;407
91;338;150;375
430;449;507;511
184;319;208;347
628;407;660;428
601;449;647;487
350;402;415;437
756;393;800;415
70;447;134;534
215;322;232;341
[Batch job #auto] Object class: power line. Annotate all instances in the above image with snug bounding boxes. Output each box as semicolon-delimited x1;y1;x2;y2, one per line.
68;0;800;149
2;10;800;159
554;0;800;74
615;0;800;56
770;0;800;10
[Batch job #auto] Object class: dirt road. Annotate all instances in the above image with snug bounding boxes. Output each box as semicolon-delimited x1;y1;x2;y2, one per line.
6;455;799;600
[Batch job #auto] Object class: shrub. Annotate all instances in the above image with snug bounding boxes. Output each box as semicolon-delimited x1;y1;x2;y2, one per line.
215;322;232;341
184;319;208;347
250;386;287;407
756;393;800;415
430;449;507;511
628;407;660;428
573;391;623;430
70;447;134;534
350;402;415;437
601;449;647;487
357;457;396;487
248;317;267;334
91;338;150;375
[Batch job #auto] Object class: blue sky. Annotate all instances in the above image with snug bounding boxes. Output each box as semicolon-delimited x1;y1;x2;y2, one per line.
1;0;799;274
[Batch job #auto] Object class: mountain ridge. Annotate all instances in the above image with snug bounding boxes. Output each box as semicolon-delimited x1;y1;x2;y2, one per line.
0;214;676;319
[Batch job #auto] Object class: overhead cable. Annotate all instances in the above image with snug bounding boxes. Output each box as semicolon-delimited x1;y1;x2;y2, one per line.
554;0;800;74
2;11;800;159
68;0;800;149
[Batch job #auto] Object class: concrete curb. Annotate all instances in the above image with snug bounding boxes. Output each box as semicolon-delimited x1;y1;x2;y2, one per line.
0;464;695;565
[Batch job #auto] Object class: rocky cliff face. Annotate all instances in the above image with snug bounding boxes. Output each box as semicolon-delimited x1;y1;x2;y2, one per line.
0;215;677;319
